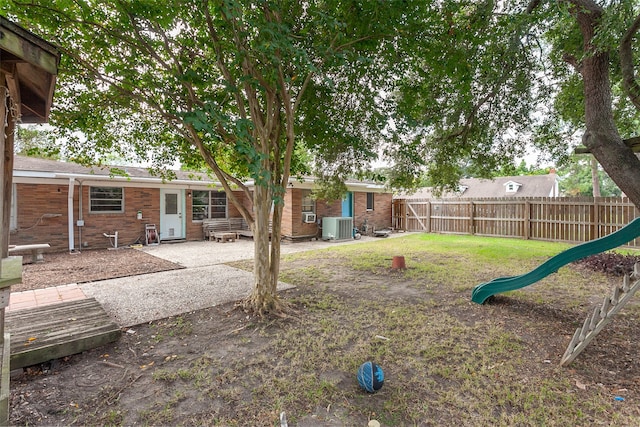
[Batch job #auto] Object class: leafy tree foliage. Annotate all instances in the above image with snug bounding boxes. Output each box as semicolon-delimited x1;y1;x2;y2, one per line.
559;156;622;197
495;160;553;177
3;0;408;314
387;1;544;191
15;125;60;159
387;1;640;208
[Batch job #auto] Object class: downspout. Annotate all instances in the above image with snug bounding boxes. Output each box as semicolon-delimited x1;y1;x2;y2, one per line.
68;177;75;252
77;180;83;252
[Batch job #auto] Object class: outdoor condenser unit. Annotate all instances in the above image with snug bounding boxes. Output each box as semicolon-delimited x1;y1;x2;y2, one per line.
322;217;352;241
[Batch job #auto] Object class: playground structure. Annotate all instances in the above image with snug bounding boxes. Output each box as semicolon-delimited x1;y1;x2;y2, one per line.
472;217;640;365
560;264;640;366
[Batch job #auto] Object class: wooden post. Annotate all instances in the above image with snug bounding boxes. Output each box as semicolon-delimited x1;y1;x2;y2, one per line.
0;77;8;426
2;91;14;257
524;200;531;240
592;197;600;241
469;201;475;235
0;83;5;260
426;201;431;233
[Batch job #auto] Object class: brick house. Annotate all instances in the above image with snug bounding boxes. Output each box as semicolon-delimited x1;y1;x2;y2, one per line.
11;156;392;252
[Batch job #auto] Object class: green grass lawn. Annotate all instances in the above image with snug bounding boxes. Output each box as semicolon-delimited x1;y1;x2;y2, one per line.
40;233;640;426
205;233;640;425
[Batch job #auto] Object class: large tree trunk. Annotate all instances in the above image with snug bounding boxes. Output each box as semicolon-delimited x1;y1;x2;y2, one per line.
574;1;640;208
246;183;281;315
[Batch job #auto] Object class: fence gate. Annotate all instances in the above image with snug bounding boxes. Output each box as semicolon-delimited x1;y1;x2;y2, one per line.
393;199;431;232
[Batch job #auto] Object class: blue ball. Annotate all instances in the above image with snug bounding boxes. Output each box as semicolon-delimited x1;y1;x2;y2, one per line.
357;361;384;393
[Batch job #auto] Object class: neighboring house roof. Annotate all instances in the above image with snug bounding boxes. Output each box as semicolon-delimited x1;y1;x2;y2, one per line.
396;173;559;199
13;156;389;192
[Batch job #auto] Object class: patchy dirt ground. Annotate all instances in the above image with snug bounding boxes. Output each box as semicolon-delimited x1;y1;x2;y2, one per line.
8;244;640;426
17;248;183;292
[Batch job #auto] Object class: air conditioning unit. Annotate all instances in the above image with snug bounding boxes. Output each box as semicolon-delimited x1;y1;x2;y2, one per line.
322;217;352;241
303;212;316;223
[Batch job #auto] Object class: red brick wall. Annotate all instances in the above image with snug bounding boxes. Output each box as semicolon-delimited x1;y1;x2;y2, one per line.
11;182;391;251
353;192;392;231
317;198;342;218
283;189;319;238
11;183;69;251
281;190;294;236
11;183;161;251
283;189;392;239
82;186;161;249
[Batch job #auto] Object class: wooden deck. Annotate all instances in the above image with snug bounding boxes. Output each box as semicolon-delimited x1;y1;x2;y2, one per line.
6;298;121;369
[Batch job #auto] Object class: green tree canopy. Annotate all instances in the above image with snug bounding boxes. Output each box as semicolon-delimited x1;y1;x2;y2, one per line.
559;155;622;197
3;0;410;314
386;1;640;208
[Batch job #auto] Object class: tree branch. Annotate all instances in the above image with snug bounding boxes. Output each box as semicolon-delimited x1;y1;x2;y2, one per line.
185;124;254;222
620;11;640;110
575;136;640;153
203;2;248;121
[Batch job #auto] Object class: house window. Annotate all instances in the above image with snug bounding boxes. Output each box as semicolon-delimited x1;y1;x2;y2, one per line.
505;181;521;194
192;190;227;220
90;187;124;212
301;190;315;213
366;192;374;211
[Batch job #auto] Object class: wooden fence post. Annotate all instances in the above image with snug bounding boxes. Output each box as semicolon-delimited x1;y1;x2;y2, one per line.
592;197;599;241
470;201;475;235
524;200;531;240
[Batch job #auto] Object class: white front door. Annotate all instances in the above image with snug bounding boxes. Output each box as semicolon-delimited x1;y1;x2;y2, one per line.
160;189;184;240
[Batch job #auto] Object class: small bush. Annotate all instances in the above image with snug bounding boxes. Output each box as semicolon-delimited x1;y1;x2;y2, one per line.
573;252;640;276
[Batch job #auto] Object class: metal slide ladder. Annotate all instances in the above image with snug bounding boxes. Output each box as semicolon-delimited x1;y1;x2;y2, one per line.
471;217;640;304
560;263;640;365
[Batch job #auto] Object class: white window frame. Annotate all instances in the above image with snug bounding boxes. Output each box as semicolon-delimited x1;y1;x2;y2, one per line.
192;190;227;221
366;192;374;211
301;190;316;214
504;181;522;194
90;186;124;213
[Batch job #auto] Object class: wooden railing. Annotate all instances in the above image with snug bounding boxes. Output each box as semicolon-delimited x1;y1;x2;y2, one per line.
392;197;640;247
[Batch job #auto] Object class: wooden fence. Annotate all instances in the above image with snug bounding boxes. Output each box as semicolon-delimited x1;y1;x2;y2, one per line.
392;197;640;248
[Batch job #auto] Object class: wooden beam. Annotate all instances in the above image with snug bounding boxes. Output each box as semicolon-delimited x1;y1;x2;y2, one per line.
2;97;14;257
0;82;6;261
0;17;59;76
4;67;21;120
574;136;640;154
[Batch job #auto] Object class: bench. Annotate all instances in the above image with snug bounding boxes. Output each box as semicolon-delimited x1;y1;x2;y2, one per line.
8;244;50;263
202;218;252;241
202;218;273;241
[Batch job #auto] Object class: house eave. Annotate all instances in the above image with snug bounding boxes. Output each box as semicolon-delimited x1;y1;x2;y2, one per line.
287;177;388;193
13;171;232;189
